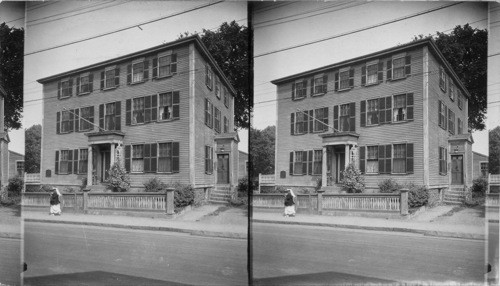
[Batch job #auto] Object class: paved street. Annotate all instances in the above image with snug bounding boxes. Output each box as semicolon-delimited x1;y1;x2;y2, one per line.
252;223;485;285
24;222;248;285
0;237;21;286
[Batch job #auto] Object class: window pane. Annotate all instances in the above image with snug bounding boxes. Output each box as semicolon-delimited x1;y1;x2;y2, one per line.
105;70;115;88
339;71;349;89
367;64;378;84
133;97;145;124
393;57;405;79
132;145;144;172
133;63;144;82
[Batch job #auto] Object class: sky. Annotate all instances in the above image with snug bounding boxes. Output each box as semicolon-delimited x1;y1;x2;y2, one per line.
488;3;500;137
253;1;489;155
23;1;248;152
0;1;25;155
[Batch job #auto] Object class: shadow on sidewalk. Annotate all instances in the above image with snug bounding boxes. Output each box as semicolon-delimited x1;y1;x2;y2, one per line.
253;271;397;285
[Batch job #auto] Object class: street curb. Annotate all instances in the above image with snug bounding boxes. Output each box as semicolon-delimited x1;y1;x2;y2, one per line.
25;218;246;240
253;219;485;240
0;232;21;239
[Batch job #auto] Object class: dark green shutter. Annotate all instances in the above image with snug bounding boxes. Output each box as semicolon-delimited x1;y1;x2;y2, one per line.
74;109;79;132
127;64;132;84
114;68;120;87
406;93;414;120
57;81;61;99
333;105;339;131
360;101;366;127
73;149;79;174
378;145;385;174
349;68;354;88
359;146;365;174
302;151;307;175
67;150;73;174
124;145;131;172
99;104;104;130
323;74;328;93
115;101;121;131
171;54;177;74
386;60;392;81
361;65;366;86
379;98;386;124
125;99;131;126
385;96;392;123
378;62;384;83
323;107;329;131
150;143;157;173
76;77;80;96
303;111;308;133
173;91;180;119
145;95;151;123
100;71;104;90
385;145;392;174
152;58;158;78
349;102;355;132
308;150;313;175
56;112;60;134
290;113;295;135
151;94;157;121
172;142;179;173
55;151;59;174
405;55;411;76
289;152;293;175
310;78;314;95
143;60;149;80
334;72;339;91
406;143;414;174
89;73;94;92
309;110;314;132
68;109;74;132
144;144;151;173
68;78;73;97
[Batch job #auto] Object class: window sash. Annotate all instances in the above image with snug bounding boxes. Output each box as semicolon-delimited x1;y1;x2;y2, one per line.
61;81;70;97
61;111;71;133
339;104;350;131
78;149;88;174
80;107;93;131
105;103;116;130
313;108;326;132
313;77;325;94
158;55;174;77
132;145;144;172
80;76;89;93
59;150;70;174
393;95;406;122
105;70;115;88
313;150;322;175
295;112;306;134
158;143;173;173
159;93;173;121
214;108;221;133
132;62;144;83
392;57;405;79
367;99;379;125
393;144;406;173
295;82;306;98
367;64;378;84
132;97;145;124
339;71;349;90
293;151;303;174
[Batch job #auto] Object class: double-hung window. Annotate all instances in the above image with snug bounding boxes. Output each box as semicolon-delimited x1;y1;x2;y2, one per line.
61;110;72;133
105;69;116;89
132;144;144;173
439;66;447;92
159;92;180;121
449;81;455;101
158;143;174;173
367;99;379;125
294;81;307;99
366;63;378;85
393;94;407;122
448;109;455;135
215;78;221;99
392;56;405;80
339;70;350;90
157;52;177;78
16;161;24;176
79;106;94;131
294;151;304;175
59;150;71;174
132;61;144;83
481;162;488;177
313;150;322;175
214;107;221;133
78;149;88;174
393;144;407;173
205;65;213;90
439;146;447;175
77;73;91;95
438;100;447;130
132;97;145;124
59;79;72;98
205;146;213;174
313;107;328;132
205;99;213;128
366;146;379;174
339;104;350;131
295;111;307;134
105;102;118;131
313;74;327;95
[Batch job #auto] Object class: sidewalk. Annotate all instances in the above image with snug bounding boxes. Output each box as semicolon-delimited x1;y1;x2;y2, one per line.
23;205;247;240
0;206;21;239
252;208;486;240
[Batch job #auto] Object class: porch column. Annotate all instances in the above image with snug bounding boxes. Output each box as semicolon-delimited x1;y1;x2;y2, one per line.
322;146;327;187
110;143;115;167
344;144;350;167
87;146;93;185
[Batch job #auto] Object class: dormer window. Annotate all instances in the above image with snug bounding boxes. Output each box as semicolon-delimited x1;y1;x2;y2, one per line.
153;51;177;78
58;78;72;99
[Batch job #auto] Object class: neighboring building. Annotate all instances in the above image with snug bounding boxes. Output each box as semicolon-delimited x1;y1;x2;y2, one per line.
38;36;239;198
272;39;473;194
8;150;24;178
238;150;248;180
472;151;488;178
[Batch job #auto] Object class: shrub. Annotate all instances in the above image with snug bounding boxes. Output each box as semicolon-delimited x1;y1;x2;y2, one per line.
105;162;130;192
40;184;54;192
407;183;429;208
80;177;88;191
340;164;365;193
143;177;167;192
378;178;402;193
167;182;195;212
7;176;23;197
274;185;288;193
237;177;249;197
471;176;488;196
315;178;322;191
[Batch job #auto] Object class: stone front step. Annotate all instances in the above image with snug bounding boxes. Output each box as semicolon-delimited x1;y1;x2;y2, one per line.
444;187;465;204
208;185;232;203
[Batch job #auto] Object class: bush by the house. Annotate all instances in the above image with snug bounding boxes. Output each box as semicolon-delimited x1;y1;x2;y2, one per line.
7;176;23;197
407;183;429;208
340;164;365;193
143;177;167;192
40;185;54;192
237;177;249;197
274;185;288;193
105;162;130;192
471;176;488;196
378;178;402;193
167;182;195;212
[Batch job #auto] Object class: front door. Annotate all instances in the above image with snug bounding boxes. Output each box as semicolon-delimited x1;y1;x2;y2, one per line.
101;150;111;182
451;155;464;185
336;152;345;183
217;154;229;184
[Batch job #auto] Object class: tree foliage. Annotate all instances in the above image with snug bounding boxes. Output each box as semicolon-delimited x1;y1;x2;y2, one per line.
340;164;365;193
250;126;275;178
0;23;23;130
414;24;487;131
490;126;500;174
25;124;41;173
180;21;249;129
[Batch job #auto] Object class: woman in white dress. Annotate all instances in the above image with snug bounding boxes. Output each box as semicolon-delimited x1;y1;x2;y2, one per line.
284;189;297;217
49;188;62;215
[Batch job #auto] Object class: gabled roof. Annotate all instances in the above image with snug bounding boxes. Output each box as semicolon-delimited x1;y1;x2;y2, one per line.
271;38;471;99
37;35;237;96
9;150;24;158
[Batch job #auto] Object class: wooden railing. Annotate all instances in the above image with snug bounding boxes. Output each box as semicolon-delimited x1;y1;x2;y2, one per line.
258;174;276;193
24;173;41;184
489;174;500;194
253;190;408;215
22;190;175;214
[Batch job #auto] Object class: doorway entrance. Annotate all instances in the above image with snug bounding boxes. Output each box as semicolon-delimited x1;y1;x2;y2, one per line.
217;154;229;184
451;155;463;185
101;150;111;182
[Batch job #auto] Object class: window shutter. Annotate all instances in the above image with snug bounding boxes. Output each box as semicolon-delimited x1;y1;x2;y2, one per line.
406;143;414;174
89;73;93;92
385;96;392;123
205;99;209;126
90;106;95;128
308;110;313;132
303;111;308;133
114;68;120;86
386;60;392;81
172;142;179;173
115;101;121;131
57;81;61;99
378;145;385;174
310;78;314;95
333;105;339;131
323;74;328;93
323;107;329;131
124;145;131;172
100;71;105;90
74;109;80;132
125;99;131;126
205;65;209;87
359;146;365;174
349;68;354;88
67;150;73;174
76;77;80;96
300;151;306;175
55;151;59;174
360;100;366;127
145;95;152;123
291;83;295;100
69;109;74;132
361;66;366;86
334;72;339;91
378;62;384;83
444;106;448;130
379;97;386;124
144;143;151;173
73;149;79;174
143;60;149;80
56;112;60;134
438;100;442;127
289;152;294;175
445;148;447;173
308;150;313;175
385;145;392;174
99;104;104;130
290;113;295;135
151;94;158;121
405;55;411;76
448;108;452;134
173;91;180;118
349;102;355;132
127;64;132;84
68;78;73;97
406;93;414;120
152;58;158;78
171;54;177;74
210;103;214;128
150;143;157;173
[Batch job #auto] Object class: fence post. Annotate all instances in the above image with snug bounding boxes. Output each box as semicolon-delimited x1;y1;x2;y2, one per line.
400;188;409;216
82;188;90;213
317;190;324;215
165;188;175;215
